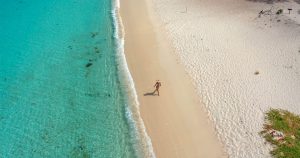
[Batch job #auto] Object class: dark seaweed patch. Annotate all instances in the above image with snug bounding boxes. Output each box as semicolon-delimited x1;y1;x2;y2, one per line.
68;98;76;112
79;145;84;150
94;47;100;54
84;92;111;98
85;63;93;68
88;59;97;62
70;136;90;158
85;72;90;78
90;32;98;38
41;130;50;143
85;92;100;97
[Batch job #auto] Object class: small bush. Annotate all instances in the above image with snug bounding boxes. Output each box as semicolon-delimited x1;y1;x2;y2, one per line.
261;109;300;158
276;9;283;15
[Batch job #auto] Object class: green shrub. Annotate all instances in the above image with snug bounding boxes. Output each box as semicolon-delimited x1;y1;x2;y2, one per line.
261;109;300;158
276;9;283;15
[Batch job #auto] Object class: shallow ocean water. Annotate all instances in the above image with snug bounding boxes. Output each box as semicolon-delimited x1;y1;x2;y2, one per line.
0;0;138;157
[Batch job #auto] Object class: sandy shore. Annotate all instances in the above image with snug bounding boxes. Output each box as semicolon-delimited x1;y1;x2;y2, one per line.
148;0;300;157
120;0;227;157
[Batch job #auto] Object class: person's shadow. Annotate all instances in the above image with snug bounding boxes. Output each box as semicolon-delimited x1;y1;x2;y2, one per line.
143;91;157;96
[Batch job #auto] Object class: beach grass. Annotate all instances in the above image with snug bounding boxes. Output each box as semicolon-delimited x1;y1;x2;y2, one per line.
261;109;300;158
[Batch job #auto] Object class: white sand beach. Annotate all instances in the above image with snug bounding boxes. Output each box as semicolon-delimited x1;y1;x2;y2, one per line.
148;0;300;157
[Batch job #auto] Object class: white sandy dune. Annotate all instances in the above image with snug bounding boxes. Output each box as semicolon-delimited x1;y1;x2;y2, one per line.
149;0;300;157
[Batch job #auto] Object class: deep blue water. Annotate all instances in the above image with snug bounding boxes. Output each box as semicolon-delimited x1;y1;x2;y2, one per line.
0;0;138;157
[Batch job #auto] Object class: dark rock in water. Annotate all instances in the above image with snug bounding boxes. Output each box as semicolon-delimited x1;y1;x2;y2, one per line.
86;63;93;68
68;45;72;49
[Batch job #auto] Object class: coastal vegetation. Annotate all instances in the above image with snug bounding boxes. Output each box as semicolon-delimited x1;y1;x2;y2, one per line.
276;9;283;15
261;109;300;158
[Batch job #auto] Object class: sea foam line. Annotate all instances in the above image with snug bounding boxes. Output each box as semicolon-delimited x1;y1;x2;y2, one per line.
112;0;156;157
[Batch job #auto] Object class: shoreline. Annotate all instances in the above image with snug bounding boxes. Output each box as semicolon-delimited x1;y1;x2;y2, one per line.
113;1;155;157
120;0;227;157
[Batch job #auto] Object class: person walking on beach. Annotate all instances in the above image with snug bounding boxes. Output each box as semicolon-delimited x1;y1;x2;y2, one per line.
153;80;162;96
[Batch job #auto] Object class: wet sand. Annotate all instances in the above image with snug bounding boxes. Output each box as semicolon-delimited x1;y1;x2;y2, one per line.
120;0;227;157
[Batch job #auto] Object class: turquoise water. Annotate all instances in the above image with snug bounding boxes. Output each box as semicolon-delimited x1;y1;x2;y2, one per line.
0;0;139;157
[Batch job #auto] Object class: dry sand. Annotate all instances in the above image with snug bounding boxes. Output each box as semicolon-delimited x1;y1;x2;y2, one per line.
148;0;300;157
120;0;227;157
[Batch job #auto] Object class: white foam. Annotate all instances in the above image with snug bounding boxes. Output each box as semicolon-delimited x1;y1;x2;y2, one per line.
149;0;300;157
111;0;156;157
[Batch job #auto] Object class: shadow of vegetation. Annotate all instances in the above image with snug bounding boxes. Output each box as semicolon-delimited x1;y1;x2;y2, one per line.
246;0;300;4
